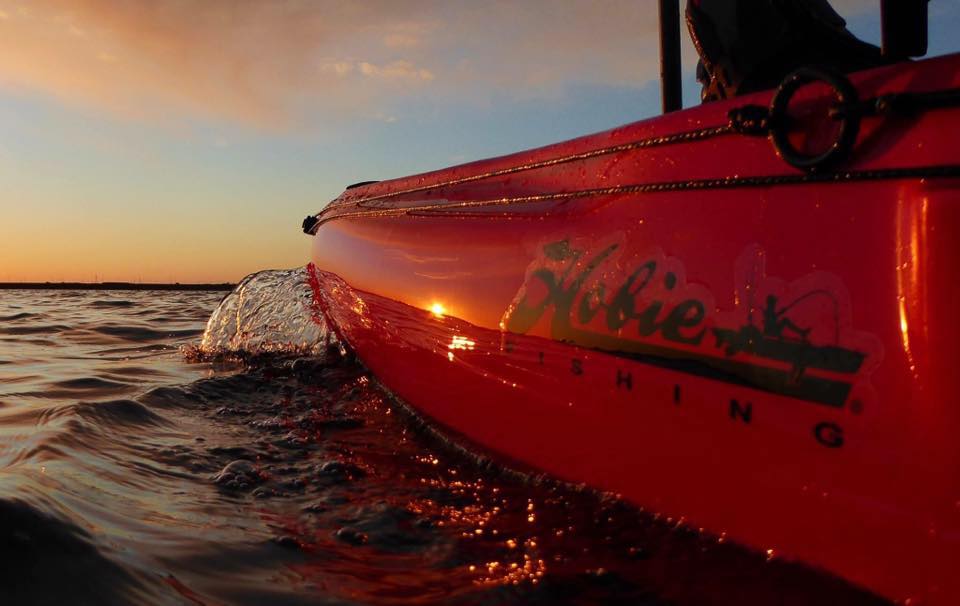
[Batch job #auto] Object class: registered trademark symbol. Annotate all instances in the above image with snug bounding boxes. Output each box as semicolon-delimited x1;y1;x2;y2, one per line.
850;399;863;415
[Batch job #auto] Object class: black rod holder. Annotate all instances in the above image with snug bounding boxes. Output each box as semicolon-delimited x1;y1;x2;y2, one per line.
881;0;929;59
659;0;683;113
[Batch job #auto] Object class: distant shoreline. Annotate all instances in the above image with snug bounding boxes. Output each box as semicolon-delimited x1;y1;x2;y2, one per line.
0;282;235;291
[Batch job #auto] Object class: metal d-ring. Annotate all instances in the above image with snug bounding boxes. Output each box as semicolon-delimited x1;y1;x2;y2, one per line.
769;67;861;172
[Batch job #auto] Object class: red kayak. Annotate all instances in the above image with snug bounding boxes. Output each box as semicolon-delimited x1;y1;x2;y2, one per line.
305;44;960;605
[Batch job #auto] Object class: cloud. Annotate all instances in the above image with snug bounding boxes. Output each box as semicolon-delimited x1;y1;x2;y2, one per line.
0;0;880;130
359;60;434;81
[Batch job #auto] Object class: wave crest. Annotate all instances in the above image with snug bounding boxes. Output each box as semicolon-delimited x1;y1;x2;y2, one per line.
195;267;333;359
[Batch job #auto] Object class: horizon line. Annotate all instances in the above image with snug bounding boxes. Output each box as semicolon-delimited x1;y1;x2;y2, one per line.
0;281;235;291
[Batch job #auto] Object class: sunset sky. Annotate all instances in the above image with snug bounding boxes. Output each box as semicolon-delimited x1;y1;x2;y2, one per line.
2;1;958;283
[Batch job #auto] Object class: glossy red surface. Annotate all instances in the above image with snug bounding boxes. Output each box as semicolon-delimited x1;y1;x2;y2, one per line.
309;54;960;604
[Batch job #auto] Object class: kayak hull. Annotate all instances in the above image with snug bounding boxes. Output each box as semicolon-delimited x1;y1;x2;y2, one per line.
309;54;960;604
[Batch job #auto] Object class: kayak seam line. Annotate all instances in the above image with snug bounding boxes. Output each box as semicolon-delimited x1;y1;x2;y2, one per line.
319;124;736;213
314;164;960;226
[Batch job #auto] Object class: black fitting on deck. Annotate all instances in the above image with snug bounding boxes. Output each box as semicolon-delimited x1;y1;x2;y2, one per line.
659;0;683;113
302;215;320;235
881;0;928;59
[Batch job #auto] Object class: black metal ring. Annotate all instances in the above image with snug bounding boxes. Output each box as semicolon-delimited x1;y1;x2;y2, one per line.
769;67;861;172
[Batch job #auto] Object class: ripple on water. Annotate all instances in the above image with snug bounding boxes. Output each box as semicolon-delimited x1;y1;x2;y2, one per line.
102;365;175;380
0;324;71;335
18;377;141;400
0;337;60;347
88;300;136;308
0;312;41;321
71;398;172;429
92;325;203;342
50;377;131;391
0;490;161;604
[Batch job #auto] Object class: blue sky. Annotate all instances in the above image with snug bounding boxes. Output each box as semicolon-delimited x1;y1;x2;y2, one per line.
1;1;957;282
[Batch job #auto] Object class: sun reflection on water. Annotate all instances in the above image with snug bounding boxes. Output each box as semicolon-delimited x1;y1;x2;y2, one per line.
447;334;476;361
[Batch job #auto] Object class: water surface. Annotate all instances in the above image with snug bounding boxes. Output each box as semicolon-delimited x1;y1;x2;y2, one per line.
0;277;890;605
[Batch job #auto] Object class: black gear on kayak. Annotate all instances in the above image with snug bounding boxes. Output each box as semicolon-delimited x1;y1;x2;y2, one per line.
686;0;889;102
346;180;380;190
302;215;320;235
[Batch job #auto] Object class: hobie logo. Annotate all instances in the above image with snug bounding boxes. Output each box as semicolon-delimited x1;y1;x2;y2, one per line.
502;238;881;408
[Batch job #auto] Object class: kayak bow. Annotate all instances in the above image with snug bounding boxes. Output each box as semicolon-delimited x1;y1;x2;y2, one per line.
307;54;960;604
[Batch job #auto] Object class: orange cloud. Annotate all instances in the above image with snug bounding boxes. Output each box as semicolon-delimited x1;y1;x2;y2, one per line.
0;0;442;128
0;0;878;130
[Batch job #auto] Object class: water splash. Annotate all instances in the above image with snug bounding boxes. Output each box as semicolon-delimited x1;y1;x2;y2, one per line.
197;267;332;358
